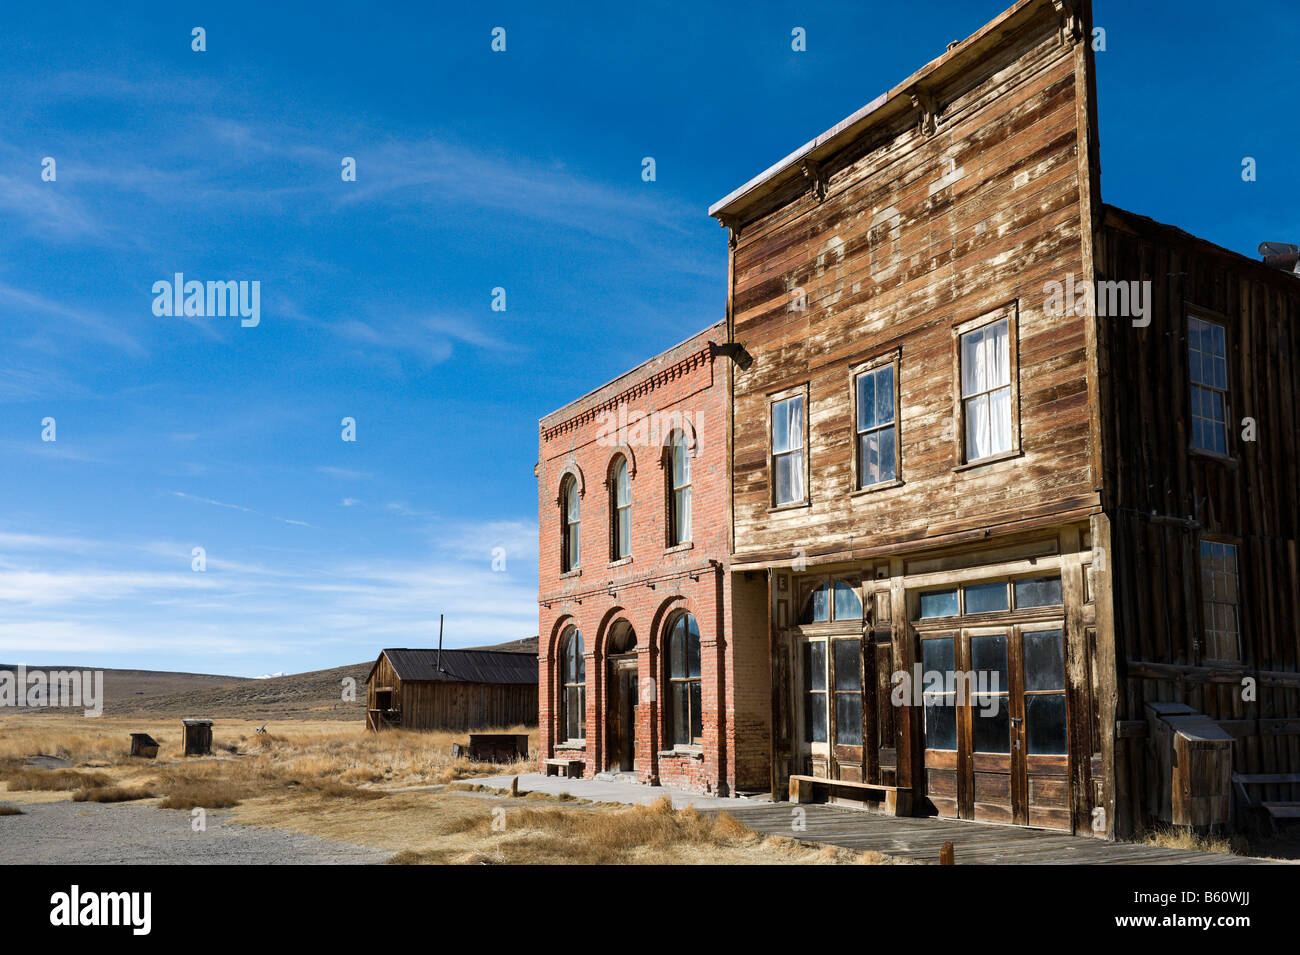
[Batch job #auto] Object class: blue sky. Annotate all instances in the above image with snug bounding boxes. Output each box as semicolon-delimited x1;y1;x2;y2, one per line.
1;1;1294;676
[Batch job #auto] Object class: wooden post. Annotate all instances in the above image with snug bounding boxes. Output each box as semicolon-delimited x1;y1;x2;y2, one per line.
509;776;519;798
939;841;954;866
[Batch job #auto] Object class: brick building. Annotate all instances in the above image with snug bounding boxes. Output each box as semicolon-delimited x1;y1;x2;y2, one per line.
536;323;768;795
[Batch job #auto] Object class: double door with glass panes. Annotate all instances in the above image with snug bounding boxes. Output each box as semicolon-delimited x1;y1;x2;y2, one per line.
920;624;1070;828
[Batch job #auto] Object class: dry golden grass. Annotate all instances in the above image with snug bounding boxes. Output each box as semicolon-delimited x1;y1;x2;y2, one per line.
1;766;111;792
230;790;905;865
0;714;911;865
1141;824;1244;856
73;785;156;803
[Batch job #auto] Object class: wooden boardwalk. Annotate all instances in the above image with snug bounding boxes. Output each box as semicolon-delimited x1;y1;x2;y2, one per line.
720;804;1268;865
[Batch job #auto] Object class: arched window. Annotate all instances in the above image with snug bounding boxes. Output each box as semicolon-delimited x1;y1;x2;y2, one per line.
798;580;862;624
561;476;580;571
667;432;691;546
560;627;586;742
611;457;631;560
666;612;702;746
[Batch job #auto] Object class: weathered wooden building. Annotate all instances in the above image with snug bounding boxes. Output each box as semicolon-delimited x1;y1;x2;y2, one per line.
705;0;1300;838
365;649;538;733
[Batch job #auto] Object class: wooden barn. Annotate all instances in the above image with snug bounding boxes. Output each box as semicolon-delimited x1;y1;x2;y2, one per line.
365;648;538;733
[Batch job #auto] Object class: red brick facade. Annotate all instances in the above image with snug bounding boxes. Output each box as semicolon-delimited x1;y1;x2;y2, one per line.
536;323;769;796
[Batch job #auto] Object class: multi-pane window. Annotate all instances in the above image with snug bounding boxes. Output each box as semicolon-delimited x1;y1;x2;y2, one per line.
560;627;586;742
918;577;1062;618
1200;541;1241;662
855;363;897;487
561;476;580;571
799;580;863;624
668;434;691;545
772;394;806;505
1189;317;1229;455
833;638;863;747
960;318;1012;462
667;613;703;745
611;457;630;559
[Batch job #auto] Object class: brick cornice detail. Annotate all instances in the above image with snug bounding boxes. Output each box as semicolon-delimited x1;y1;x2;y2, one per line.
540;346;714;442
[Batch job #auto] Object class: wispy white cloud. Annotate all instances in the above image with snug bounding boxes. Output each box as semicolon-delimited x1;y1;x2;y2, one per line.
170;491;314;529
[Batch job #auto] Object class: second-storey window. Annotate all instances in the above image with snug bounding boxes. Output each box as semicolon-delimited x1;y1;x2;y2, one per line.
611;457;630;559
960;317;1011;462
855;362;897;487
772;393;806;505
667;433;691;545
1189;316;1229;455
561;476;580;571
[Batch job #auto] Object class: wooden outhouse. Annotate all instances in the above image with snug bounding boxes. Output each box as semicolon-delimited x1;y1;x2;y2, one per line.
181;719;213;756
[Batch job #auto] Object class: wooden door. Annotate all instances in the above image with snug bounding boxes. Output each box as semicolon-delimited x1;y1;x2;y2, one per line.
795;637;830;777
608;657;637;772
829;636;865;782
921;626;1070;829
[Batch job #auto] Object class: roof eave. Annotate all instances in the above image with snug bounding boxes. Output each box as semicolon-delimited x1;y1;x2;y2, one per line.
708;0;1042;225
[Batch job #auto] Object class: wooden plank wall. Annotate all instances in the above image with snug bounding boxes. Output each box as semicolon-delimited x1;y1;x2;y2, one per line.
728;4;1097;568
401;680;539;733
1096;207;1300;835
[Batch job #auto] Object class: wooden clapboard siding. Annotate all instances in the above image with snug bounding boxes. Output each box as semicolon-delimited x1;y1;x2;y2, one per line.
1096;206;1300;834
399;680;539;733
726;3;1098;569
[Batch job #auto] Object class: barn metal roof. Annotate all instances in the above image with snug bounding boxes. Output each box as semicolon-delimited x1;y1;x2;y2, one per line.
371;649;538;686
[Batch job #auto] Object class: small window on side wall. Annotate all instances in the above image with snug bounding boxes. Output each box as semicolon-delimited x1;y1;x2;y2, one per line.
1200;540;1241;663
1188;316;1229;456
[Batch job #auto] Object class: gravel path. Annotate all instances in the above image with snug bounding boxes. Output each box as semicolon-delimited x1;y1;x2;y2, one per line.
0;798;391;865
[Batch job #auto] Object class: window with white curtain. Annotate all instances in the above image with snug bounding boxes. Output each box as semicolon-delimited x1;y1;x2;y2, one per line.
611;456;630;559
772;393;806;505
668;434;691;545
960;317;1011;462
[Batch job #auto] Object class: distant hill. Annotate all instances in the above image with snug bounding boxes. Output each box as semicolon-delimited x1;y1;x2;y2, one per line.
0;664;247;704
4;637;539;721
464;636;538;654
106;662;372;721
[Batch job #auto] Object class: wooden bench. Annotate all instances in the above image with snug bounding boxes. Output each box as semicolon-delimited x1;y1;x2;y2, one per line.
1232;772;1300;831
545;758;584;779
788;774;912;816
